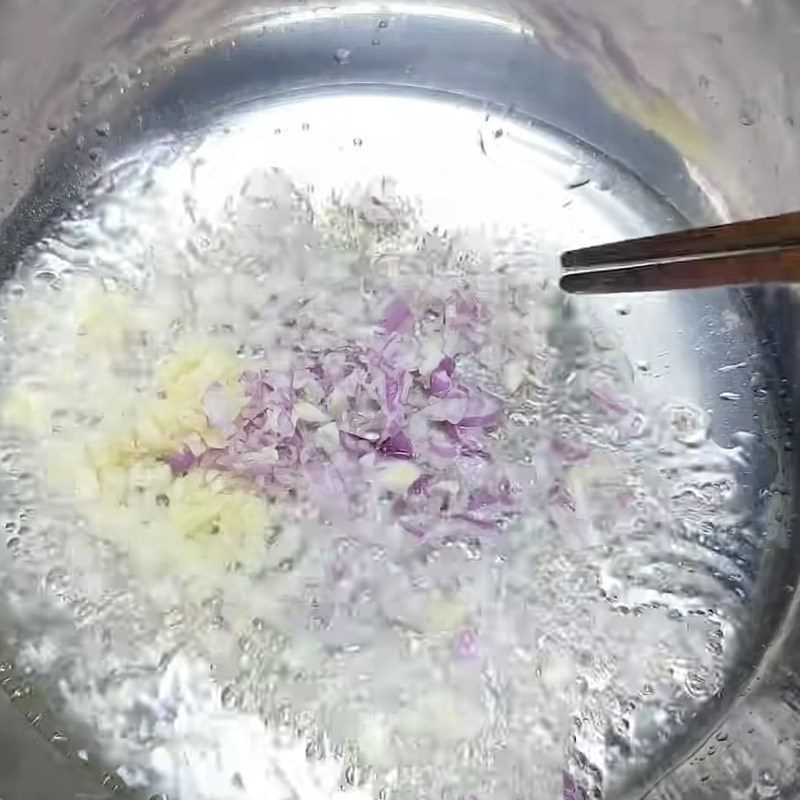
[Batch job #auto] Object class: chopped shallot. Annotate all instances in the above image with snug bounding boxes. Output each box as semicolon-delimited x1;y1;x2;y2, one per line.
164;286;520;539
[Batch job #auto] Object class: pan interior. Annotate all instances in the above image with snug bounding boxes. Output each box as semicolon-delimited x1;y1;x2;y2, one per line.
0;11;790;800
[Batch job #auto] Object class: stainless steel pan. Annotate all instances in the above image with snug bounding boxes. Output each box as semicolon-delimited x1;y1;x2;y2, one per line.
0;2;799;799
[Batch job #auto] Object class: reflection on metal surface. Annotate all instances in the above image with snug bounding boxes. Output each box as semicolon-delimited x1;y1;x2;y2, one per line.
0;2;798;800
233;2;531;34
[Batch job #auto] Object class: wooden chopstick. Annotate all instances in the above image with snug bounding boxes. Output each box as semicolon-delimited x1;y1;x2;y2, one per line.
560;211;800;294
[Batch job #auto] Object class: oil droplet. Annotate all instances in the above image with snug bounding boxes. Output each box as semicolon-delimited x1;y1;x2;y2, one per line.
719;391;740;402
739;98;762;126
164;608;184;628
565;167;590;190
221;684;237;709
345;764;359;785
718;361;747;373
755;768;780;798
46;566;69;593
334;48;351;65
